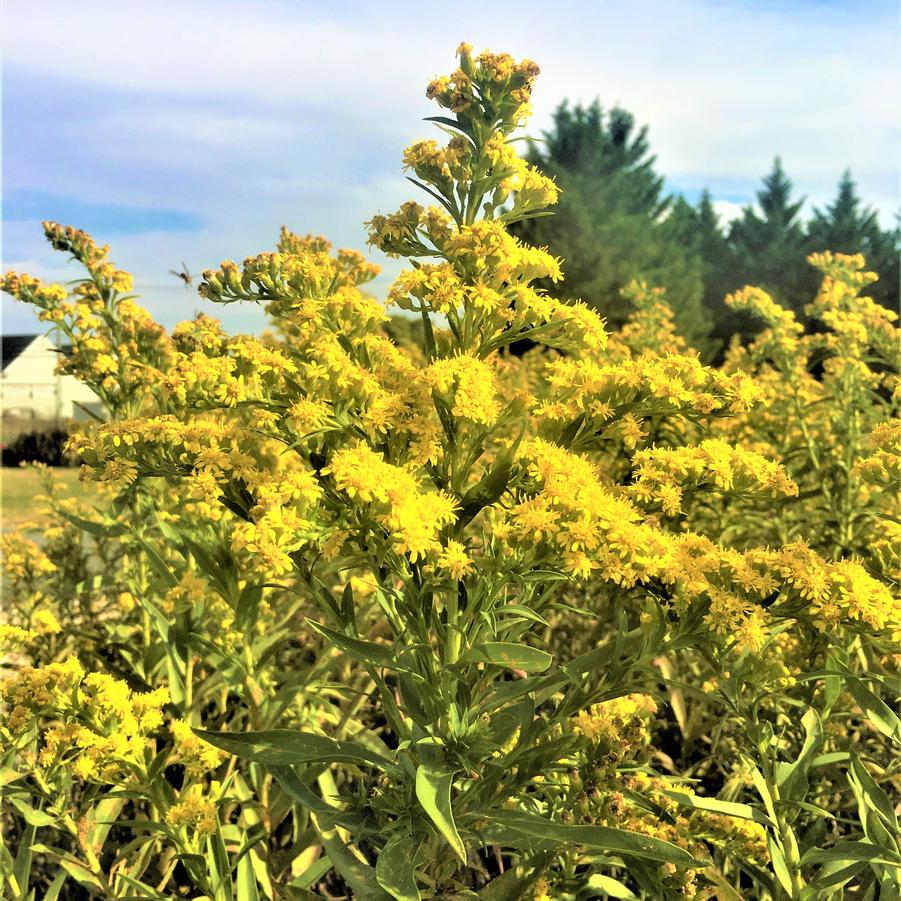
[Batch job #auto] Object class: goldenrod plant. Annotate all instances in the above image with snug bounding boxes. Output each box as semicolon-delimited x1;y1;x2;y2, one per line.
1;44;898;901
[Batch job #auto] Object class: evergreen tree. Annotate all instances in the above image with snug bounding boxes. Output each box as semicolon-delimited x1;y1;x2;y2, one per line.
806;171;899;311
666;190;746;348
729;158;809;316
512;101;710;342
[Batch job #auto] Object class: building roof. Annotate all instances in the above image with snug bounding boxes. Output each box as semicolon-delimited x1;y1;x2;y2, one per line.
1;334;72;372
1;334;39;371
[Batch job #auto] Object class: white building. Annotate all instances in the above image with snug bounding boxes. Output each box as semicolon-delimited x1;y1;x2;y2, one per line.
1;334;103;422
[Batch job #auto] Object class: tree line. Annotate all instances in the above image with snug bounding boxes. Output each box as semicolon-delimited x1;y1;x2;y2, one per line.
512;101;899;353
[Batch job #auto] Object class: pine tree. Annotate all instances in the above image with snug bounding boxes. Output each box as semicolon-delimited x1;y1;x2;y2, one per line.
666;190;748;348
806;171;899;311
511;101;710;342
729;158;808;316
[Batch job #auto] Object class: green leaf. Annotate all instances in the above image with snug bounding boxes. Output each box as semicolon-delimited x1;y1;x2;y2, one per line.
42;871;68;901
660;791;773;827
487;699;534;749
585;875;639;899
307;621;395;668
8;798;58;828
127;527;179;589
845;678;901;747
457;460;513;526
415;765;466;863
423;115;472;138
808;861;869;891
206;820;234;901
29;845;106;894
482;810;702;867
477;862;551;900
13;823;36;901
748;764;779;824
288;855;333;891
59;509;127;537
777;708;823;803
802;841;901;867
194;729;400;775
848;753;899;846
270;766;367;832
767;835;794;897
464;643;553;673
236;853;260;901
495;604;549;627
375;832;422;901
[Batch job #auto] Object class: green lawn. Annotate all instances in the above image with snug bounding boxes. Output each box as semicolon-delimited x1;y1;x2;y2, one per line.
1;466;94;530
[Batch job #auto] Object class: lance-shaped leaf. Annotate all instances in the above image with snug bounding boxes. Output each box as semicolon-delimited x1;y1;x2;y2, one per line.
464;642;553;673
375;832;422;901
480;810;702;867
308;620;395;668
415;765;466;863
194;729;401;776
660;790;774;827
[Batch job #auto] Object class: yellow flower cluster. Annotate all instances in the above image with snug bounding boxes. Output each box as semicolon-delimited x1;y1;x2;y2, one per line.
506;439;900;650
436;539;474;581
366;202;454;260
726;286;806;360
629;439;798;516
701;813;768;866
510;437;667;582
426;42;540;130
166;332;298;410
571;693;658;748
233;469;327;576
531;876;552;901
774;540;899;638
1;272;68;310
31;608;62;636
386;259;606;355
427;354;501;425
856;419;901;486
166;783;218;836
627;773;768;868
200;241;379;311
0;660;168;781
323;443;458;562
170;720;223;775
71;415;258;484
0;624;37;651
4;225;172;410
534;353;761;439
1;533;57;579
807;251;897;362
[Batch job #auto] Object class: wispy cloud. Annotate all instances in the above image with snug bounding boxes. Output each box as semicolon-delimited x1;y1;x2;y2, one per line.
3;0;897;333
4;191;204;234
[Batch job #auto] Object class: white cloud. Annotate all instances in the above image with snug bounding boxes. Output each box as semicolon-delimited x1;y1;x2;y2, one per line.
3;0;898;332
712;200;744;224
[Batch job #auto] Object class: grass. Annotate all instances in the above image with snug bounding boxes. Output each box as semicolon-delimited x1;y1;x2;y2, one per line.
1;416;71;444
1;466;94;530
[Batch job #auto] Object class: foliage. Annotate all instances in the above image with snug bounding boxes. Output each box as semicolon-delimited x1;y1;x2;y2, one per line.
1;43;899;901
805;171;900;312
726;158;810;323
527;107;900;353
510;100;711;345
1;427;74;467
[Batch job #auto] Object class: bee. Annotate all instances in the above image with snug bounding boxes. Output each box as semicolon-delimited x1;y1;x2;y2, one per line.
169;262;193;288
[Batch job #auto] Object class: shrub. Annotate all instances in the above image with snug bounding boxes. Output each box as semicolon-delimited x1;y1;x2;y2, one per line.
0;43;898;901
1;426;73;467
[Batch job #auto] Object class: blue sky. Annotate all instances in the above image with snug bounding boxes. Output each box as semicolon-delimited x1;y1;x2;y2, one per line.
2;0;898;334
